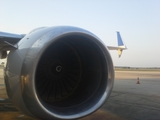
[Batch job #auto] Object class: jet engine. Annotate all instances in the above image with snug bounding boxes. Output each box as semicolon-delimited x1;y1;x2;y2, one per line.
4;26;114;119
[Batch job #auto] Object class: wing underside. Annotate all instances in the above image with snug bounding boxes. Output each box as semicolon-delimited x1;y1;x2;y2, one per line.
0;32;24;51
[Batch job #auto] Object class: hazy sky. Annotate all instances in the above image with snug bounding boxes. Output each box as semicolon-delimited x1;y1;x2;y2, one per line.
1;0;160;67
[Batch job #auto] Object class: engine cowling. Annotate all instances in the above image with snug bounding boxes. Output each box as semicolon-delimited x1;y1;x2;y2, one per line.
4;26;114;120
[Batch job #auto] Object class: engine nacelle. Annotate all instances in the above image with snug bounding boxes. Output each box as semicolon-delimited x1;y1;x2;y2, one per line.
4;26;114;119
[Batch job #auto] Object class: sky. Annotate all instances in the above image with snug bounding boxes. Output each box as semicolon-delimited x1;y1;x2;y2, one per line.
0;0;160;67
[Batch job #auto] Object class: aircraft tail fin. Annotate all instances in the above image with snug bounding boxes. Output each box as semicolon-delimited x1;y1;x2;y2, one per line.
116;31;127;57
117;31;124;46
104;31;128;57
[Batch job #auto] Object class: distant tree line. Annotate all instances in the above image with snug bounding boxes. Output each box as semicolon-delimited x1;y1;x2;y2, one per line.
115;66;160;69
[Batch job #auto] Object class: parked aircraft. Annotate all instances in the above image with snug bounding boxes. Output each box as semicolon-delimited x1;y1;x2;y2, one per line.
0;26;126;120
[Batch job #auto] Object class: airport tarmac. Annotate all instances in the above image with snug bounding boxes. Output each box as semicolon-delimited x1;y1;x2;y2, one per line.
0;69;160;120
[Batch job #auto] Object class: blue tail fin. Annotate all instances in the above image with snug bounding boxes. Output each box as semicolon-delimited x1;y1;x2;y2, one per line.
117;31;124;46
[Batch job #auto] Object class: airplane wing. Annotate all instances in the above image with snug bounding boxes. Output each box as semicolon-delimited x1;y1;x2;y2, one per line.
0;31;25;50
0;32;25;58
